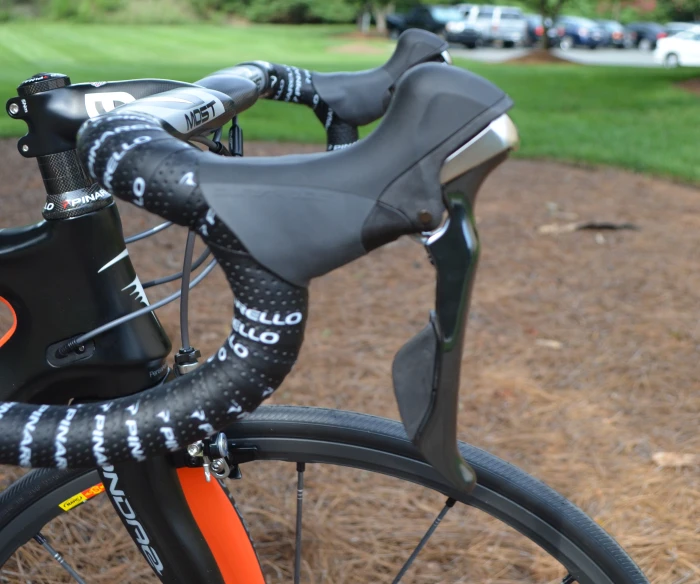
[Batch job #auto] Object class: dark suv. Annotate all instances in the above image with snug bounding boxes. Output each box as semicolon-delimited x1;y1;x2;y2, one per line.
386;5;464;38
596;19;634;48
554;16;605;49
625;22;667;50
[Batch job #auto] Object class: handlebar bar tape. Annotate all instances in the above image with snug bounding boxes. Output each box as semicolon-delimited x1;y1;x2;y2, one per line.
225;29;448;149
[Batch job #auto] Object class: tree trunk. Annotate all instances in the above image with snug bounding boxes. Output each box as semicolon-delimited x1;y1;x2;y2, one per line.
612;0;621;21
358;10;371;33
542;21;551;49
539;0;566;51
372;3;394;34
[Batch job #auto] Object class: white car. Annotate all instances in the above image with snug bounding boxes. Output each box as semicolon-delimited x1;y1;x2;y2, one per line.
654;27;700;67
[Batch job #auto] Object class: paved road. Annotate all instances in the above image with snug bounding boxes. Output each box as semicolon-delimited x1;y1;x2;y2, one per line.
449;46;660;67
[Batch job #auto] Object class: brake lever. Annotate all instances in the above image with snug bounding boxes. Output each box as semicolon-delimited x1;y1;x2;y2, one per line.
392;193;480;493
391;109;519;493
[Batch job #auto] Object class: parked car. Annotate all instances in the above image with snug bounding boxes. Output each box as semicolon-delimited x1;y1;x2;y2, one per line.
554;16;606;50
523;14;562;46
457;4;529;47
665;21;700;36
654;26;700;66
444;19;482;48
625;22;667;50
595;19;635;48
386;5;464;38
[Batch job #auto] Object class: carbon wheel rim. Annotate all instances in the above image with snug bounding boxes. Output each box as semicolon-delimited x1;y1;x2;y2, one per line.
0;415;646;584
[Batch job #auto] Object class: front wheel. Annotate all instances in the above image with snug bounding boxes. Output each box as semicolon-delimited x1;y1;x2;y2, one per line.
559;35;574;50
0;406;649;583
664;52;680;68
638;38;652;51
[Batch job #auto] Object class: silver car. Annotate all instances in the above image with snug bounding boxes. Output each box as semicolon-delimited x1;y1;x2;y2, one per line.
458;4;528;46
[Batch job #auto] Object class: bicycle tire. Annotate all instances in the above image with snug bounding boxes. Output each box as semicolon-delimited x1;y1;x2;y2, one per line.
0;405;648;584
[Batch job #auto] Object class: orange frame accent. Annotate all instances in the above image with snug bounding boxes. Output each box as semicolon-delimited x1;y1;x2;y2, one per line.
0;297;17;349
176;467;265;584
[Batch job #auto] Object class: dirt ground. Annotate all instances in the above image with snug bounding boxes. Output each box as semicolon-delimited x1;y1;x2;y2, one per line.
679;78;700;96
0;139;698;583
509;49;574;65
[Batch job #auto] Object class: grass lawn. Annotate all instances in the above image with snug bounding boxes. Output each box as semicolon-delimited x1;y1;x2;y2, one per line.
1;22;699;182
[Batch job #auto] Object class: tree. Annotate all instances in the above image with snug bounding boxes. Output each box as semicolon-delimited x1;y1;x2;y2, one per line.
520;0;572;49
658;0;700;19
245;0;357;23
370;1;394;34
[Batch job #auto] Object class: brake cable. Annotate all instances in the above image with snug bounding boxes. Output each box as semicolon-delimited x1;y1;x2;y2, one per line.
142;247;211;289
124;221;173;244
57;127;231;359
56;259;218;357
174;125;233;370
179;230;196;352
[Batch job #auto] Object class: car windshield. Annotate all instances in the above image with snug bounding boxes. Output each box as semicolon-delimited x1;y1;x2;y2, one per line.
562;17;598;27
598;20;622;31
430;6;465;22
629;22;663;30
675;30;700;39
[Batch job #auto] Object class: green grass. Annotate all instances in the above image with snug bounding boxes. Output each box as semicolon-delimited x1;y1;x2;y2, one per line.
1;22;699;182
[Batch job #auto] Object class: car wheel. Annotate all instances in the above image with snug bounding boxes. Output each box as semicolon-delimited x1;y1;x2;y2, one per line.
388;28;400;40
664;53;680;68
464;42;477;49
638;38;652;51
559;35;574;50
588;43;597;50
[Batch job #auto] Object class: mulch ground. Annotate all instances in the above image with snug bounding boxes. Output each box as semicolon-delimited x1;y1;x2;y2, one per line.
0;139;698;583
508;49;574;65
679;78;700;96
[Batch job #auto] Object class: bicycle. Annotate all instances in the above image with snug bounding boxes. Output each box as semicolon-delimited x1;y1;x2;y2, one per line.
0;29;649;584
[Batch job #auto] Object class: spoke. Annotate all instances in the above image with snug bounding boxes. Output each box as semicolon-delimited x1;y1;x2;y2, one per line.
294;462;306;584
34;533;87;584
392;497;456;584
561;575;576;584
